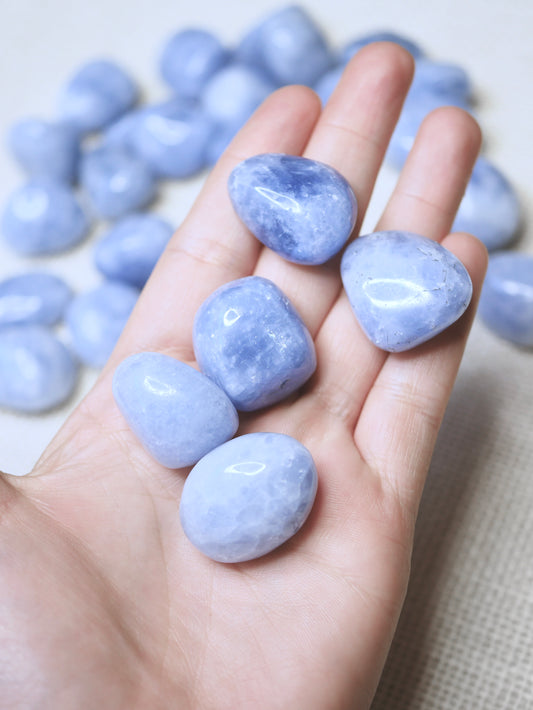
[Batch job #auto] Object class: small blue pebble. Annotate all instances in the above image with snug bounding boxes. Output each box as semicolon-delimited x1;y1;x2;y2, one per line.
65;281;139;367
94;213;173;288
341;31;425;62
58;59;138;134
112;352;239;468
411;60;472;103
194;276;316;411
2;179;90;256
8;118;80;184
228;153;357;265
160;28;230;98
80;146;157;219
341;231;472;352
0;325;78;413
0;273;72;328
102;110;143;152
180;432;318;563
478;253;533;346
452;158;521;251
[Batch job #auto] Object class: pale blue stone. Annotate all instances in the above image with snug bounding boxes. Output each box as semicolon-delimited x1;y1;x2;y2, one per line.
58;59;138;134
112;352;239;468
411;60;472;103
341;31;425;62
160;28;230;98
478;252;533;346
237;6;334;87
194;276;316;411
102;110;143;152
341;231;473;352
94;213;173;288
452;158;521;251
80;146;157;219
180;432;318;563
2;179;90;255
131;98;213;178
0;326;78;413
228;153;357;265
0;273;72;328
314;64;344;105
8;118;80;184
65;281;139;367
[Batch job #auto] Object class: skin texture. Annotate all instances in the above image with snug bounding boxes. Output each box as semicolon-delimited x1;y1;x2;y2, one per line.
0;44;487;710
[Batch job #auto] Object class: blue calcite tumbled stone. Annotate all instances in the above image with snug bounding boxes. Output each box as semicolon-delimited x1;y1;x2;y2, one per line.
65;281;139;367
341;31;425;62
202;64;276;126
410;60;472;104
160;28;229;98
113;352;239;468
179;432;318;563
478;253;533;347
80;147;157;219
102;110;143;152
194;276;316;411
228;153;357;265
341;231;473;352
2;179;90;255
0;273;72;328
9;118;80;184
452;158;521;251
0;326;78;413
58;59;138;134
94;213;173;288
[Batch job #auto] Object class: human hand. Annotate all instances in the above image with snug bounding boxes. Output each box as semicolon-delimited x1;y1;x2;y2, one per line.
0;43;486;710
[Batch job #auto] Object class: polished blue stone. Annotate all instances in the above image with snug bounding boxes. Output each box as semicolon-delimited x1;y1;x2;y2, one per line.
0;273;72;328
0;325;78;413
2;179;90;255
341;231;473;352
228;153;357;265
131;98;213;179
160;28;229;98
194;276;316;411
58;59;138;134
65;281;139;367
478;252;533;346
341;31;425;62
452;158;521;251
180;432;318;563
202;64;275;127
8;118;80;184
237;6;334;87
411;60;472;103
102;110;143;152
314;64;344;105
112;352;239;468
94;213;173;288
80;146;157;219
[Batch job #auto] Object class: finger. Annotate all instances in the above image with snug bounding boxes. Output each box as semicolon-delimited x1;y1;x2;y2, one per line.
253;43;415;337
310;107;482;429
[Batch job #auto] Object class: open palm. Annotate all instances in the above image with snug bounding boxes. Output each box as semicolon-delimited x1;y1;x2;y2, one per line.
0;44;486;710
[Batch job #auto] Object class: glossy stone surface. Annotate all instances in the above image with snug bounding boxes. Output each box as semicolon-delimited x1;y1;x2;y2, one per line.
202;64;275;126
452;158;521;251
237;6;334;87
411;60;472;103
80;146;157;219
113;352;239;468
478;252;533;346
2;179;90;255
160;28;229;97
341;31;425;62
8;118;80;183
102;110;143;152
131;98;213;179
94;213;173;288
228;153;357;265
194;276;316;411
341;231;472;352
65;281;139;367
180;432;318;563
0;326;77;413
0;273;72;328
58;59;138;134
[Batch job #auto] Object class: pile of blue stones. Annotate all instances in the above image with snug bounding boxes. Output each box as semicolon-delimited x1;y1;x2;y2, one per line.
1;6;531;561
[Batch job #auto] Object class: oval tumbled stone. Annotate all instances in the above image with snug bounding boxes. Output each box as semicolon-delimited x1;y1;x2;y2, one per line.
179;432;318;563
0;272;72;328
112;352;239;468
341;231;472;352
228;153;357;265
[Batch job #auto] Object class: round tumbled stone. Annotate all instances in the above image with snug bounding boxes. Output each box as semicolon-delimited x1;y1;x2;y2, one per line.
179;432;318;563
341;231;472;352
0;272;72;328
228;153;357;265
112;352;239;469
